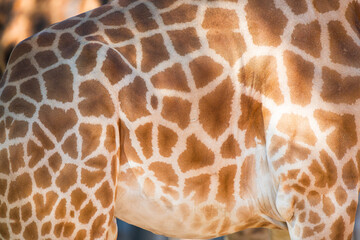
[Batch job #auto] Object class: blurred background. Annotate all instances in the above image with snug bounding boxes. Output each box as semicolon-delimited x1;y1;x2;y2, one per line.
0;0;358;239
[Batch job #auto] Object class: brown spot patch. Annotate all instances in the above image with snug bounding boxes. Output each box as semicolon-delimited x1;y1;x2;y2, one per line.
346;1;360;40
79;80;115;118
55;199;66;219
43;64;74;103
55;164;78;192
328;20;360;68
184;174;211;203
342;159;358;190
63;223;75;237
85;35;108;44
330;217;345;240
41;221;51;236
105;125;116;152
52;19;80;30
240;156;256;198
207;30;246;66
100;11;126;26
8;42;32;64
75;20;99;36
79;123;102;159
85;155;107;170
35;50;58;68
20;78;42;102
0;149;10;175
21;203;32;221
0;121;4;144
141;34;169;72
335;186;347;205
116;45;137;68
221;135;241;159
95;181;113;208
102;48;132;85
79;201;97;224
34;166;52;189
309;211;321;224
285;0;308;15
151;63;190;92
313;0;339;13
71;188;87;210
307;191;321;206
347;200;358;223
9;207;21;233
216;165;236;208
245;0;288;46
90;214;107;239
48;153;62;173
299;173;310;187
130;3;158;32
8;173;32;203
105;28;134;43
9;98;36;118
119;77;150;121
189;56;223;88
202;8;239;29
58;33;80;59
148;0;176;8
238;95;266;148
168;28;201;56
76;43;101;76
0;180;7;197
178;134;215;172
9;59;38;82
149;162;178;186
0;223;10;239
1;86;16;103
39;105;77;141
161;4;197;25
8;119;29;139
239;56;284;105
158;125;178;157
62;134;78;159
135;123;153;159
277;113;316;146
74;229;86;240
199;78;234;139
23;222;38;240
321;67;360;104
291;21;321;58
37;32;56;47
9;144;24;172
314;110;357;159
284;51;315;106
309;150;337;188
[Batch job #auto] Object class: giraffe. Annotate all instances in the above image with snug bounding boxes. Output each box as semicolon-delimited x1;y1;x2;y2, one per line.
0;0;360;239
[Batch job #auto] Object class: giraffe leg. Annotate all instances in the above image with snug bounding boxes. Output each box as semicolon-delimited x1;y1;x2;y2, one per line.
0;37;121;238
282;189;359;240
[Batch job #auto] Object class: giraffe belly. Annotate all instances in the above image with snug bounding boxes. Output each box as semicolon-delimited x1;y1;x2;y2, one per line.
114;187;260;239
113;166;284;239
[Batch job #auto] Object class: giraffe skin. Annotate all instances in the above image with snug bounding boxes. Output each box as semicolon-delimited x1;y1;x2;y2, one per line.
0;0;360;239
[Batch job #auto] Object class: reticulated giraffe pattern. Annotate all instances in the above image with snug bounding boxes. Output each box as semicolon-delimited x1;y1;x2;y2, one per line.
0;0;360;239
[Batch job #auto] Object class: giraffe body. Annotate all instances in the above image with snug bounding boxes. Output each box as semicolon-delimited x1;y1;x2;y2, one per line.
0;0;360;239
